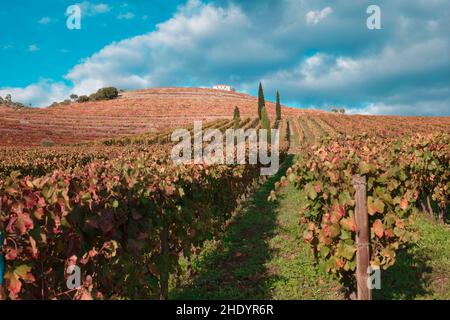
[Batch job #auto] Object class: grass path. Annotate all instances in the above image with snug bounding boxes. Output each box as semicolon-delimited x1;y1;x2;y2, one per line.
171;156;342;299
264;182;343;299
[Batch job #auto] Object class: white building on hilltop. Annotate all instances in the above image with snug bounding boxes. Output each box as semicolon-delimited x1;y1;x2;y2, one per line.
212;85;236;92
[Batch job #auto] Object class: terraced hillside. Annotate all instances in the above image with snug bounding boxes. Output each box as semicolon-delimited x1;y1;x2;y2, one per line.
0;87;311;146
286;114;450;153
1;87;449;147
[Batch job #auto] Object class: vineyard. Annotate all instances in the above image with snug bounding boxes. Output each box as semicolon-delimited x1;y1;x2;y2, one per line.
0;88;310;147
273;115;449;298
0;89;449;300
0;114;292;299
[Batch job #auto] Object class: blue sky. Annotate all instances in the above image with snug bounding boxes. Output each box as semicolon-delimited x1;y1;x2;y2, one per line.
0;0;449;115
0;0;183;87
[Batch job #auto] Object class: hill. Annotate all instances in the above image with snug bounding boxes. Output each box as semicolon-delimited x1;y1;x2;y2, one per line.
0;87;449;146
0;87;312;146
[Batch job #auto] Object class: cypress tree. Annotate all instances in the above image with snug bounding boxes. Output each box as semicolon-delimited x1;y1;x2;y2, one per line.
258;82;265;120
276;90;281;121
260;105;271;142
233;106;240;120
233;106;240;130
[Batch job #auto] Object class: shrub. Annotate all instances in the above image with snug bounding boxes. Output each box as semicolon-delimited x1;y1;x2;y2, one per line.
0;94;29;109
40;139;55;147
77;95;90;103
89;87;119;101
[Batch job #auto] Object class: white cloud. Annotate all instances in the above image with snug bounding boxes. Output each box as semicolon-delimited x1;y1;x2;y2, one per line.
38;17;57;25
254;35;450;116
65;0;256;95
348;99;450;116
28;44;40;52
306;7;332;25
0;80;70;107
260;37;449;98
117;12;135;20
76;2;111;16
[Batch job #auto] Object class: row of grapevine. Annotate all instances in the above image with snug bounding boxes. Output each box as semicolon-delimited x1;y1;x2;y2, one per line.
0;142;275;299
99;119;229;147
278;119;290;152
304;117;325;142
286;118;302;148
317;114;450;139
310;117;338;138
0;115;273;180
297;117;315;143
0;118;253;179
270;133;449;294
0;145;130;179
241;118;260;131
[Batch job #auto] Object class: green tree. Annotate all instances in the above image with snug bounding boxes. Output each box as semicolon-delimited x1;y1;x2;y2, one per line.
77;95;90;103
233;106;240;130
258;82;265;120
89;87;119;101
275;90;281;121
260;105;271;142
233;106;240;120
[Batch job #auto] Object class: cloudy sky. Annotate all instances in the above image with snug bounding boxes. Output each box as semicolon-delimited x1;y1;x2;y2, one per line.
0;0;449;115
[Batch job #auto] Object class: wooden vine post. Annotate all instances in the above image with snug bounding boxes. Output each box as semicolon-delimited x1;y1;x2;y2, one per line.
352;175;372;300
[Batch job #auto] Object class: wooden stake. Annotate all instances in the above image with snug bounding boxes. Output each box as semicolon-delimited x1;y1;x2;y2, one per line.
352;174;371;300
